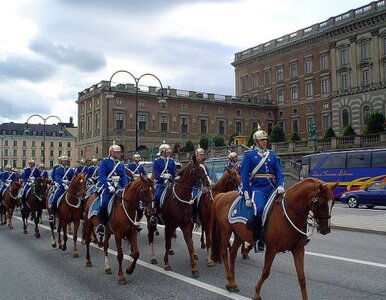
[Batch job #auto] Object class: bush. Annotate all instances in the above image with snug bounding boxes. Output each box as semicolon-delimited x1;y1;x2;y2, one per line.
270;124;286;143
289;132;301;142
324;127;336;138
184;140;195;152
212;135;226;147
363;111;385;134
342;125;356;136
199;137;209;150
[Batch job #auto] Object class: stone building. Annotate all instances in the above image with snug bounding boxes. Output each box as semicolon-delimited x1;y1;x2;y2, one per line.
232;0;386;137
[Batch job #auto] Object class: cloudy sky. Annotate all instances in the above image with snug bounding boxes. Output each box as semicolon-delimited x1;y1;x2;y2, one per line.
0;0;371;126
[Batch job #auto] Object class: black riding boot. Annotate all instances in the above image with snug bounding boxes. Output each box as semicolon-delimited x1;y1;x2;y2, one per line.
192;200;198;224
256;217;265;251
96;207;108;236
48;205;57;223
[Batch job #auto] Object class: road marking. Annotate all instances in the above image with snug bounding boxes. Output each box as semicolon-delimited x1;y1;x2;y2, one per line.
12;216;250;300
306;251;386;268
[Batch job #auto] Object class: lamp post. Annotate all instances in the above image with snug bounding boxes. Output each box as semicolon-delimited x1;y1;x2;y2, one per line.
106;70;167;152
24;114;64;164
0;135;5;170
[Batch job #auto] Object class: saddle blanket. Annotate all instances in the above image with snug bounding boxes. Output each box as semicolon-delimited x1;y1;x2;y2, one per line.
87;194;117;219
48;192;66;209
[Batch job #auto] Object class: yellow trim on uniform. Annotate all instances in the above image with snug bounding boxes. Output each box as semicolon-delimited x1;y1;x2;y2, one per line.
253;174;274;178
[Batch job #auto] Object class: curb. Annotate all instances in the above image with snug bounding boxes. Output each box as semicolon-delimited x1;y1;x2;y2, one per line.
331;224;386;235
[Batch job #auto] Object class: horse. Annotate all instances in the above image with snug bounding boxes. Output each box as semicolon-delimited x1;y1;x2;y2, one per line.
20;177;50;237
196;166;241;267
211;178;336;300
0;180;22;229
147;155;210;277
48;173;87;257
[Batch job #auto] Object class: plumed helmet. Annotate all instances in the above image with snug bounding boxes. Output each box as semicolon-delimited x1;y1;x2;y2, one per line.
253;124;268;140
91;158;98;163
80;159;85;164
39;163;45;168
109;142;121;153
195;148;205;155
157;143;171;156
58;156;62;161
28;159;35;164
61;155;69;161
5;165;12;170
133;153;141;160
228;152;237;159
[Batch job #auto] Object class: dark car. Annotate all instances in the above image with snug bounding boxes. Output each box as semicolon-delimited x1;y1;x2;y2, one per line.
339;181;386;208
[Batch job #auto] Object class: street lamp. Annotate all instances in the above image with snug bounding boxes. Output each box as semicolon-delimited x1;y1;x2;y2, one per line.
0;135;5;169
24;114;64;164
106;70;167;151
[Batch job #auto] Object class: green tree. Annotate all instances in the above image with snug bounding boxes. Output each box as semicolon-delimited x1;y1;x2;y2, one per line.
342;124;356;136
212;135;226;147
247;131;254;147
199;136;209;150
269;124;286;143
184;140;195;152
289;132;301;142
363;111;385;134
324;127;336;138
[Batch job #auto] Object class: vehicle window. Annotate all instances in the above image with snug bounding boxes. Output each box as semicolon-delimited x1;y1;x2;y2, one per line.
320;153;346;169
368;182;384;191
346;152;371;168
310;155;325;171
372;150;386;167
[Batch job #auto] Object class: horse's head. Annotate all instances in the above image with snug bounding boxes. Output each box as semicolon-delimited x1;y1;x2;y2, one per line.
69;173;87;201
34;177;49;200
10;180;22;197
178;155;210;188
127;175;154;216
224;167;241;191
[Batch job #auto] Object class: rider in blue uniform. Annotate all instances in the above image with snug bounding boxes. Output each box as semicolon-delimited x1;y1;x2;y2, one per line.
152;143;176;213
75;158;88;176
48;155;74;222
86;158;99;184
20;159;41;211
127;153;146;179
95;143;128;236
0;165;18;201
239;125;285;250
38;163;49;179
223;152;238;172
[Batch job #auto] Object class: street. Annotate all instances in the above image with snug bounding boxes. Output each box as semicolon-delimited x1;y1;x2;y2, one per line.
0;209;385;300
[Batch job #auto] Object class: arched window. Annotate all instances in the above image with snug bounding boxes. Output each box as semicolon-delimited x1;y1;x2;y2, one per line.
342;109;349;128
363;105;371;125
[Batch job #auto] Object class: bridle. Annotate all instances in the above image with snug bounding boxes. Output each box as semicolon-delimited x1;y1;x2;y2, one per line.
65;175;86;209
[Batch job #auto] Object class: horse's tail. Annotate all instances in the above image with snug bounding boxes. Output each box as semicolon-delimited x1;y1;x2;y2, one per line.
210;196;222;263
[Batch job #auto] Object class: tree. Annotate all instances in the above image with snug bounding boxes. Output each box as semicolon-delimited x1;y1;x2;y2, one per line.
324;127;336;138
173;143;183;153
212;135;226;147
363;111;385;135
269;124;286;143
184;140;195;152
342;124;356;136
289;132;301;142
199;137;209;150
247;131;254;147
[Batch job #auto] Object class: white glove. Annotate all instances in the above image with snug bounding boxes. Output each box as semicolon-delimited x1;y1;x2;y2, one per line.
108;185;115;193
162;173;171;180
29;176;35;182
62;179;68;185
64;185;69;191
277;186;285;194
244;191;252;208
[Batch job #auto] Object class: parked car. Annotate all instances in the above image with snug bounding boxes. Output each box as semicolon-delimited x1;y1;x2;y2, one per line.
339;181;386;209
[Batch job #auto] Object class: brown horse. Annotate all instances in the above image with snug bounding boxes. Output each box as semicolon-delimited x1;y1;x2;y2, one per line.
147;155;210;277
211;178;335;300
21;177;50;237
197;166;240;267
49;173;87;257
0;180;22;229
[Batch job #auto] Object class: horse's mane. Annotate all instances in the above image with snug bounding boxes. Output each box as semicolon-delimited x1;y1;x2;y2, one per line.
177;161;192;177
69;173;86;188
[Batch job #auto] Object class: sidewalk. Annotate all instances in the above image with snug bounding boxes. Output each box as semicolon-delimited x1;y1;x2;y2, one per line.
331;203;386;235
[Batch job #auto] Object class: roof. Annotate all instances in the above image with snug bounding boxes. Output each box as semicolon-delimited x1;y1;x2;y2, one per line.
0;122;76;138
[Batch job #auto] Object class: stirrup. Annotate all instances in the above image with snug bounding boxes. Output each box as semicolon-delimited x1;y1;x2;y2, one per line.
48;215;55;223
96;224;105;236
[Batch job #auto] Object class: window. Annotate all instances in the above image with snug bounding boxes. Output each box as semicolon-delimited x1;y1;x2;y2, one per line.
321;78;329;94
200;119;208;134
362;69;370;86
22;149;26;157
339;48;348;65
58;142;62;147
321;153;346;169
181;117;188;134
87;115;92;132
80;118;84;134
4;149;8;156
40;150;44;157
264;69;271;85
347;153;371;168
363;106;371;125
340;73;349;90
13;140;17;147
115;112;124;130
67;142;71;147
342;109;349;128
31;149;35;157
116;98;123;106
264;90;272;102
290;63;297;78
320;53;329;70
218;120;225;135
95;112;100;130
277;88;284;103
372;150;386;167
160;116;168;132
31;141;35;147
291;84;298;100
360;43;369;60
304;58;313;74
276;66;283;81
138;114;147;131
305;80;313;97
252;73;259;89
235;121;242;134
181;104;188;112
50;141;54;147
384;38;386;55
292;119;299;133
322;114;330;130
252;92;259;104
236;109;241;116
22;140;26;147
241;76;248;94
306;118;315;132
13;149;17;157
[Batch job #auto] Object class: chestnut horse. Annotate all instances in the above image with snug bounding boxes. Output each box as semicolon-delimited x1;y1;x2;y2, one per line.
211;178;335;300
49;173;87;257
197;166;240;267
21;177;50;237
0;180;22;229
147;155;210;277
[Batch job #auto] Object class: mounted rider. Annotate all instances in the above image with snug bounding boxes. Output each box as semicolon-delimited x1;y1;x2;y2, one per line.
152;143;176;213
239;125;285;250
86;158;99;184
0;165;18;201
223;152;238;172
48;155;74;222
20;159;41;211
38;163;49;179
95;143;128;236
126;153;146;179
51;156;62;181
75;158;88;176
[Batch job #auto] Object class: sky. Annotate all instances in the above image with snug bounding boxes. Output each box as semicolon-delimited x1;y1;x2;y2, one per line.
0;0;373;126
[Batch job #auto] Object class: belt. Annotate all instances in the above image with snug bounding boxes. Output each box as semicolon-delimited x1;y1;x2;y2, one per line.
253;174;275;178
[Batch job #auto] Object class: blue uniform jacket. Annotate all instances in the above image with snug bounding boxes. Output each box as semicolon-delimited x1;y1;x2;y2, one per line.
223;162;238;172
152;157;176;185
21;167;41;183
87;165;99;179
1;171;18;183
55;166;74;185
97;157;128;190
75;165;88;175
127;162;146;176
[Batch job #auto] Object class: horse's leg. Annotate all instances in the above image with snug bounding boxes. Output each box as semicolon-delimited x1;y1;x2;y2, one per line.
114;234;126;285
291;246;308;300
228;235;243;292
7;207;14;230
21;208;29;234
253;249;277;300
34;210;41;239
62;220;68;252
181;223;199;278
72;220;80;258
49;218;57;248
84;219;93;267
219;228;235;292
126;231;139;275
57;220;63;250
200;229;206;249
103;230;112;274
203;220;214;267
147;217;158;264
163;225;174;271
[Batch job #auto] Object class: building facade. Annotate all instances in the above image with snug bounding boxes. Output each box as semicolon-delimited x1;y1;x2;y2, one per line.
76;81;276;160
232;0;386;137
0;120;77;170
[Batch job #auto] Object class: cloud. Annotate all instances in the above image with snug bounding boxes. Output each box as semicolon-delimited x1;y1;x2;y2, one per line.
29;38;106;72
0;55;55;82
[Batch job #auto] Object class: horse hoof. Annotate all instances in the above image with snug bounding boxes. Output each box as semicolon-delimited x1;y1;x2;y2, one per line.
23;230;28;234
9;226;14;230
168;249;174;255
194;254;198;260
73;253;79;258
105;268;112;275
98;241;103;248
164;265;172;271
200;244;206;249
58;244;62;250
150;258;158;265
242;254;250;259
61;246;67;252
86;261;92;267
155;230;160;236
51;243;57;248
207;261;215;267
118;278;126;285
191;271;200;278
